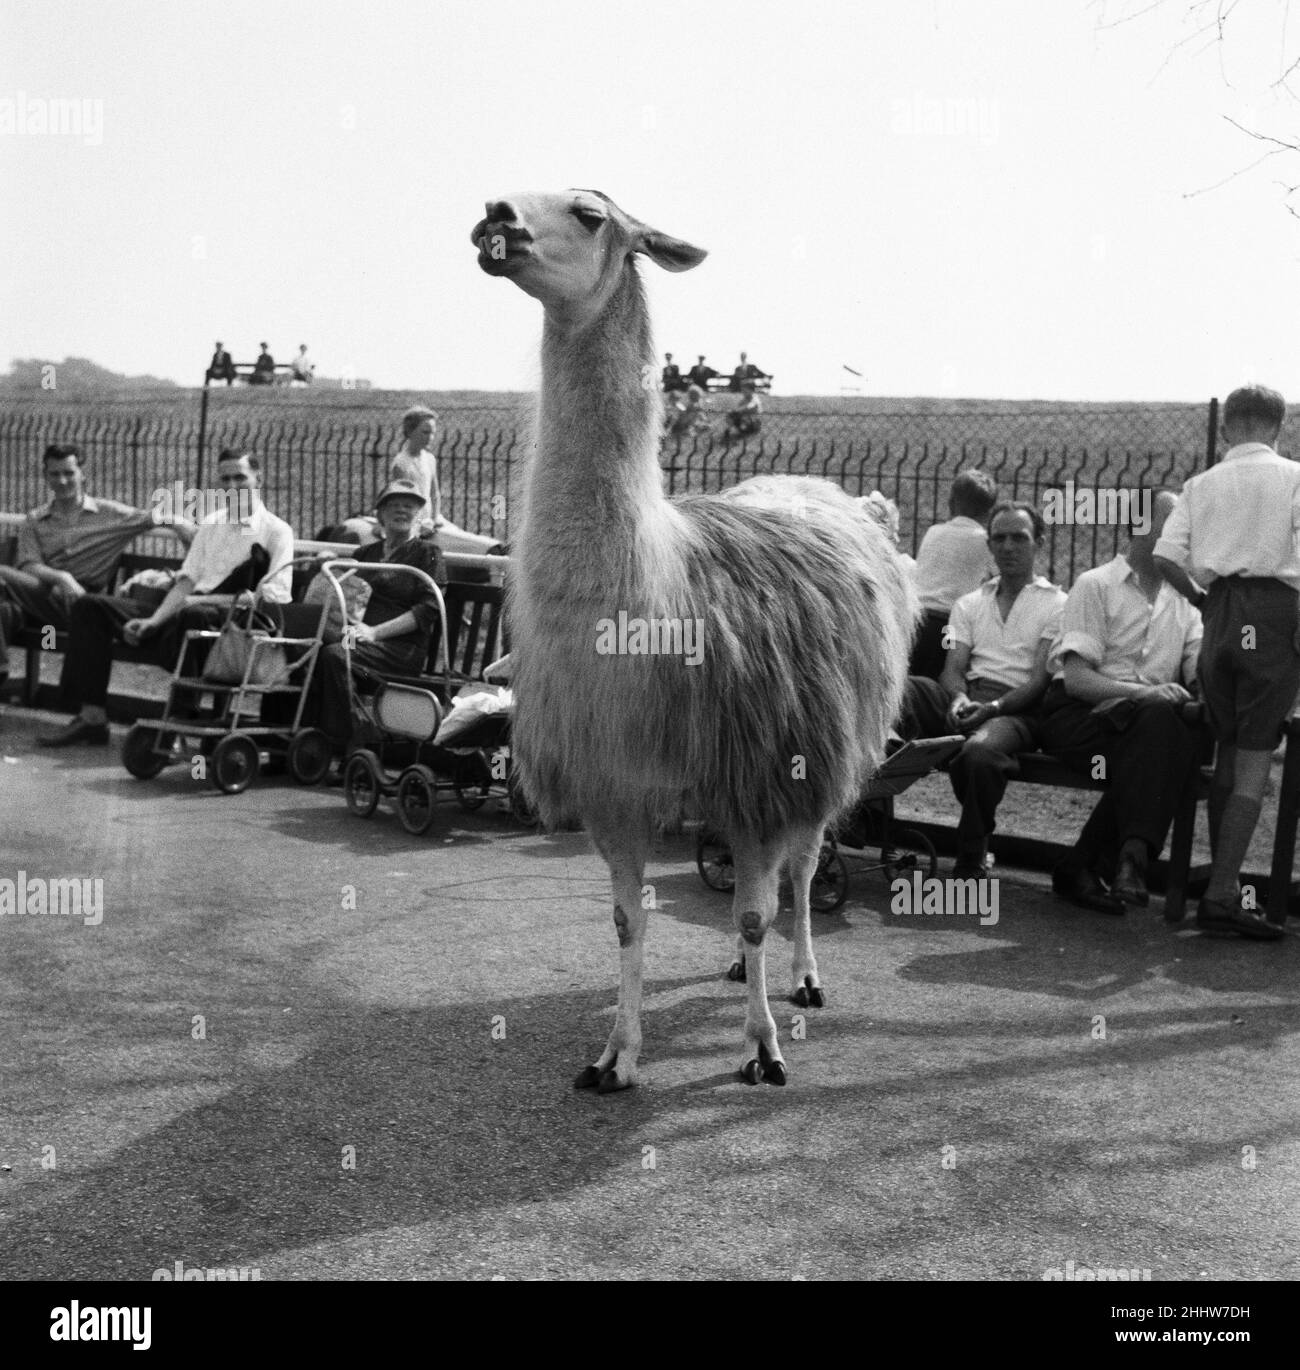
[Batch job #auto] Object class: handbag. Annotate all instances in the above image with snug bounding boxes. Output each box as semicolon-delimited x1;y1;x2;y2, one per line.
302;567;372;644
204;604;290;687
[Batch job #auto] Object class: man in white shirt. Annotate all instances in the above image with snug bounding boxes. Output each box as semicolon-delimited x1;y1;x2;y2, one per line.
900;502;1066;877
1040;491;1204;913
909;470;999;678
39;451;294;746
1154;384;1298;940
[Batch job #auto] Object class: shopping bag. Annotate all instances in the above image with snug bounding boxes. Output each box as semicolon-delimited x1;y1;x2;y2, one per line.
204;609;290;686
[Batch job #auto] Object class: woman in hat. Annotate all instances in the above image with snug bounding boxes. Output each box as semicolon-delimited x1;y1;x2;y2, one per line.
311;478;447;759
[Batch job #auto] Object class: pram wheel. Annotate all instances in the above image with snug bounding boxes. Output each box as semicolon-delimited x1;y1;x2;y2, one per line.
287;728;332;786
344;749;383;818
122;724;176;780
884;827;938;882
696;830;736;892
810;844;849;913
396;764;438;835
211;733;260;794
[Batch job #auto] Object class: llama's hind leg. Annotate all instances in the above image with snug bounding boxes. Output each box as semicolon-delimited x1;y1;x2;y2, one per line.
575;820;649;1094
788;823;827;1009
731;837;787;1086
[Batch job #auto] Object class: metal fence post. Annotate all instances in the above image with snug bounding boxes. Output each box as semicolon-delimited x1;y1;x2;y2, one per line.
1205;396;1218;470
196;378;210;489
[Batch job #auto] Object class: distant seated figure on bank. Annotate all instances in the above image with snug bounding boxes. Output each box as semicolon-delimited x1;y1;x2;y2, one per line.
250;343;276;385
723;382;763;441
206;341;236;386
729;352;770;391
664;384;711;439
661;352;685;393
290;344;314;384
909;469;999;679
687;356;718;391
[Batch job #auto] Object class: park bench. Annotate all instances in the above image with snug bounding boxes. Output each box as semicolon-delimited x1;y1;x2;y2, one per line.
2;521;508;710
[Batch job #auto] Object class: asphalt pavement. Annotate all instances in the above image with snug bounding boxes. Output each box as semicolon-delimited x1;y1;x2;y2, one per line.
1;704;1297;1282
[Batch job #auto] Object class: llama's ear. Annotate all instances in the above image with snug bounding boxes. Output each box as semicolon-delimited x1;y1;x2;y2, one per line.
636;230;708;273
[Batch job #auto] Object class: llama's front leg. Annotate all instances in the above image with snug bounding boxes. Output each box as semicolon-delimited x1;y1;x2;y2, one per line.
788;823;827;1009
575;823;648;1094
731;839;787;1086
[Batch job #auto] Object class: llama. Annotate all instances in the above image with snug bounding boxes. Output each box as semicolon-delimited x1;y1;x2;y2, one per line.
471;190;917;1090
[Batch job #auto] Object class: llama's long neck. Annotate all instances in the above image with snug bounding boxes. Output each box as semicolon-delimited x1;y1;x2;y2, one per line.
526;265;673;587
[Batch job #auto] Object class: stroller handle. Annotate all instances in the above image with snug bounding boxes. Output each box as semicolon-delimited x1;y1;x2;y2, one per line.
320;558;451;693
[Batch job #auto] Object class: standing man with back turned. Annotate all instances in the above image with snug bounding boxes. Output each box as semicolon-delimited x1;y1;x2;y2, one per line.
1154;385;1296;940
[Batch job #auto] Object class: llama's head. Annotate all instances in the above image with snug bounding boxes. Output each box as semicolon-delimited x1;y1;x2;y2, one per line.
472;189;706;325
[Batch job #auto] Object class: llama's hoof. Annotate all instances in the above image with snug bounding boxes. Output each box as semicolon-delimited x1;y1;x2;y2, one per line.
597;1069;631;1094
740;1058;764;1085
727;960;746;982
574;1065;603;1089
758;1040;786;1084
791;977;825;1009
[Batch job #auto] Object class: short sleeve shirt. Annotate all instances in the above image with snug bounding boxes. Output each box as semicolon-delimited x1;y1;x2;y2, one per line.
913;515;996;614
17;495;155;593
1051;554;1201;685
948;575;1067;689
179;504;296;603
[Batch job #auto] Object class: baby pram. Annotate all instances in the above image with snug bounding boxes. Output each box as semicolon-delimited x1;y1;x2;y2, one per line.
322;560;533;833
696;735;965;912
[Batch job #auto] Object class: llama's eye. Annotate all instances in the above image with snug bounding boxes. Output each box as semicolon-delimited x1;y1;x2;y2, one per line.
571;206;605;231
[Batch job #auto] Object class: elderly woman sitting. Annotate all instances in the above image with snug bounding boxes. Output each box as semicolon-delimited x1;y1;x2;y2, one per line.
312;478;446;757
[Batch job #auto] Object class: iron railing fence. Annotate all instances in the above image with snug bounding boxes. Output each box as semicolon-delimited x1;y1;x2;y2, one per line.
0;394;1218;587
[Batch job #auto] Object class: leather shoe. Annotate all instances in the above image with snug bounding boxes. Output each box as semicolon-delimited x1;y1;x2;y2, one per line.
37;717;110;747
1111;854;1150;907
1052;863;1124;914
1195;896;1285;941
951;859;989;880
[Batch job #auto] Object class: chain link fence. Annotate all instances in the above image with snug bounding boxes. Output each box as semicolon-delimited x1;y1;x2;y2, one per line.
0;390;1216;585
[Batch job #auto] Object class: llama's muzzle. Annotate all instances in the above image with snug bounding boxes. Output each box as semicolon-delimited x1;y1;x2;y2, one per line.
471;217;532;276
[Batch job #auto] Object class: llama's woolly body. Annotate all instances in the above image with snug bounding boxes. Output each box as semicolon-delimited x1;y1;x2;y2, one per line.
510;480;917;837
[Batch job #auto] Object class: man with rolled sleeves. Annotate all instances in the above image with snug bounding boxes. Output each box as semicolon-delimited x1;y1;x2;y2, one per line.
900;502;1067;878
1039;491;1203;913
0;444;193;694
1154;384;1297;940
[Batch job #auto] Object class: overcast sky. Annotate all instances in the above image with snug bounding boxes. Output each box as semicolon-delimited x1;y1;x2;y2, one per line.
3;0;1299;400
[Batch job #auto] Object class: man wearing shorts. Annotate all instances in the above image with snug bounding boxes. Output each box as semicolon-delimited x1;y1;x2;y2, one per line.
1155;385;1298;940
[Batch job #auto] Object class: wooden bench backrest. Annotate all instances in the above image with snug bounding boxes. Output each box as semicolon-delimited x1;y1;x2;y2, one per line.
436;581;504;681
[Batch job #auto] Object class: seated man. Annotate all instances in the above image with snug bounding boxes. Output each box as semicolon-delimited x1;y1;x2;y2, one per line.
723;382;763;440
250;343;276;385
206;341;236;386
899;502;1066;878
910;469;999;679
687;356;717;391
661;352;684;393
290;344;314;384
0;443;193;695
729;351;769;391
38;450;293;746
309;479;446;759
1038;490;1203;913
